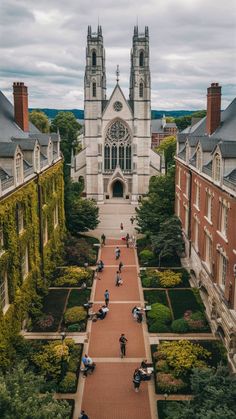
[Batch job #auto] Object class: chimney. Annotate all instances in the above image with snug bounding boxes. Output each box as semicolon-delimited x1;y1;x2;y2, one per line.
13;82;29;132
206;82;221;135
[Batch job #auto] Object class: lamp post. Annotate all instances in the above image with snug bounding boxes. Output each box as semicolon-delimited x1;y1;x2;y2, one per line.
60;331;66;342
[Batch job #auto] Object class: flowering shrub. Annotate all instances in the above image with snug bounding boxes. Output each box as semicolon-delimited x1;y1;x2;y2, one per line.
157;340;211;376
37;314;54;330
158;270;182;288
155;359;169;372
64;306;87;324
57;372;77;393
157;372;187;392
55;267;93;287
184;310;207;331
32;341;70;380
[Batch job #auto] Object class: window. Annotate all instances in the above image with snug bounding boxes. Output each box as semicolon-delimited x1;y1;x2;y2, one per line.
17;205;25;234
104;145;110;170
205;234;212;271
139;51;144;67
92;82;96;97
43;216;48;245
104;120;131;172
119;145;124;170
220;202;228;238
22;246;29;280
185;174;190;198
213;153;221;182
16;152;23;184
196;148;202;171
0;273;9;312
35;146;40;171
184;206;189;234
92;51;96;66
205;192;212;222
111;145;117;169
194;219;199;251
218;253;227;290
139;82;144;98
177;168;181;188
54;203;59;228
0;227;4;256
125;145;131;171
195;183;200;209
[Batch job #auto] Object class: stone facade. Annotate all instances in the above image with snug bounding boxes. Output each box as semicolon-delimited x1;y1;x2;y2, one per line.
71;26;161;203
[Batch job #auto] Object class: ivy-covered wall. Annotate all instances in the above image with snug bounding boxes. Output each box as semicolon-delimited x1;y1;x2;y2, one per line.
0;161;65;369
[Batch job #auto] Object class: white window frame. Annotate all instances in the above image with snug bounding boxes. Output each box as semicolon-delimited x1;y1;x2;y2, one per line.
218;253;227;290
205;233;212;272
194;183;200;209
213;154;221;182
184;206;189;234
206;192;212;222
15;152;23;185
220;203;228;238
0;272;9;313
185;173;190;198
194;219;199;251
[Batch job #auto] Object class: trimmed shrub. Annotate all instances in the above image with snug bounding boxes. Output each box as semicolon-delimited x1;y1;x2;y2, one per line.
147;303;172;323
140;249;155;265
171;318;189;333
54;267;93;287
58;372;77;393
142;276;152;287
64;307;87;325
157;372;187;392
149;320;170;333
67;323;81;332
158;270;182;288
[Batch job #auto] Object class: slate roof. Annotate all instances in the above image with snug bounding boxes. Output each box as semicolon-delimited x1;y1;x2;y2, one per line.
29;133;50;146
225;168;236;183
0;167;11;181
12;137;37;151
218;141;236;158
0;142;18;157
151;119;162;133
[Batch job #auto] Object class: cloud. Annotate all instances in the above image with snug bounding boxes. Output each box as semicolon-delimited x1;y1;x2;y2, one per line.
0;0;235;110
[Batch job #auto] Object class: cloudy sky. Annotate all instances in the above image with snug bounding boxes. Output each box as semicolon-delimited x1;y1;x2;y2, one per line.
0;0;236;110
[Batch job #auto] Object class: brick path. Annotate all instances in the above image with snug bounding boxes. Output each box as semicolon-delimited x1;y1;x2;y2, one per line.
77;241;153;419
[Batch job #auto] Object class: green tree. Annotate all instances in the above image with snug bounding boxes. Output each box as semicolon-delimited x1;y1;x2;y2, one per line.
29;110;50;133
67;198;99;233
175;110;206;132
151;216;184;264
0;363;70;419
156;136;176;172
136;168;175;235
164;365;236;419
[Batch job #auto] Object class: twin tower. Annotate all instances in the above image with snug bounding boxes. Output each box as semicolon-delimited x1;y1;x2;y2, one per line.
72;26;160;203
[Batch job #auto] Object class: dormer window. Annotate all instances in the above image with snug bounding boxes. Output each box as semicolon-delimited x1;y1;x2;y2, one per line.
139;51;144;67
35;146;40;172
196;147;202;171
213;153;221;182
92;51;96;66
15;152;23;185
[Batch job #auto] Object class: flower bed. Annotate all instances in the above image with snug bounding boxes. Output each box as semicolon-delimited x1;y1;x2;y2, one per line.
30;289;69;332
53;266;94;287
141;268;190;288
152;340;226;394
25;339;83;393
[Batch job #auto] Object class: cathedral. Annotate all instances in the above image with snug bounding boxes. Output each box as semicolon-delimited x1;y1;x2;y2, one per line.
71;26;161;203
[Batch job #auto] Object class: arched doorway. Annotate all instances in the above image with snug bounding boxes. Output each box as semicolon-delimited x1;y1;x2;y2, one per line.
113;180;123;197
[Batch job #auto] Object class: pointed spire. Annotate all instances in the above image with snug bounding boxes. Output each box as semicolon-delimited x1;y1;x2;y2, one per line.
87;25;91;38
116;65;120;83
145;26;149;38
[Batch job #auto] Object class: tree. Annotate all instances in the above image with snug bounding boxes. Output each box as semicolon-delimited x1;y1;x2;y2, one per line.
67;198;99;233
151;216;185;264
175;110;206;132
0;363;70;419
29;110;50;133
163;365;236;419
135;167;175;235
156;136;176;172
51;111;81;151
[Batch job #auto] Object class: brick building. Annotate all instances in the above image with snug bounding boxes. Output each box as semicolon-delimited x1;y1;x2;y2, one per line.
151;115;177;148
175;83;236;369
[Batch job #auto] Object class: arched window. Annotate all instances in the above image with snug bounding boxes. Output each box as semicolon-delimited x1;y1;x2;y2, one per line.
139;82;144;98
213;153;221;182
92;51;96;66
104;120;132;173
15;152;23;184
92;82;96;97
35;146;40;172
139;51;144;67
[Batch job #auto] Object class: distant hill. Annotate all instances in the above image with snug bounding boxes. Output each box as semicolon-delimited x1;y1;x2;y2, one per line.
29;108;198;120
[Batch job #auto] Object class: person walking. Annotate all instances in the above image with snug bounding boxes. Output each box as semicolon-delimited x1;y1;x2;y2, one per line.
130;216;135;225
125;233;130;248
115;246;121;260
104;289;110;306
101;233;106;246
118;261;123;273
120;222;124;231
115;271;121;287
79;410;89;419
119;333;128;358
133;368;142;392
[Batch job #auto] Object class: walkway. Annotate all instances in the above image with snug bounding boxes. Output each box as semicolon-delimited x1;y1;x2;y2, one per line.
74;240;155;419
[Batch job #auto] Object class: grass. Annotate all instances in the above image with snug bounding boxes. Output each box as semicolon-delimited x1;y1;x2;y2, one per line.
31;289;68;332
168;289;204;319
144;290;168;306
66;289;91;309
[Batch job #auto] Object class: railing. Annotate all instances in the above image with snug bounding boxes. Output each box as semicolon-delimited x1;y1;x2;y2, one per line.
1;177;14;191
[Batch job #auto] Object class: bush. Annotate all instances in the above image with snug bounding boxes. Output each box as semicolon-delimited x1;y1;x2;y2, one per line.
158;270;182;288
149;320;170;333
67;323;81;332
58;372;77;393
184;310;207;331
36;314;54;330
171;318;189;333
64;234;98;266
140;249;155;265
64;306;87;324
157;372;187;392
55;267;93;287
156;359;170;372
147;303;172;323
32;341;70;381
142;276;152;287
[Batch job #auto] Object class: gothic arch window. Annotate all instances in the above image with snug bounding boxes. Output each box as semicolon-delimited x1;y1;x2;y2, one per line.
139;82;144;98
104;120;132;172
92;82;96;97
139;50;144;67
213;153;221;182
196;147;202;171
15;152;23;185
35;146;40;172
92;51;96;66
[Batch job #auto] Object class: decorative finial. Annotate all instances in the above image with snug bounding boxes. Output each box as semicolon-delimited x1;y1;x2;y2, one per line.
116;65;120;83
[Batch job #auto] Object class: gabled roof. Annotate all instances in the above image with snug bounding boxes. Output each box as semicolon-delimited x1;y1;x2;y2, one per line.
215;141;236;158
29;133;50;146
102;83;133;116
12;137;37;151
0;167;11;181
211;98;236;140
0;142;18;157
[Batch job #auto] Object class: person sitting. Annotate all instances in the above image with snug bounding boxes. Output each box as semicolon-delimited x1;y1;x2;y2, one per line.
96;305;109;320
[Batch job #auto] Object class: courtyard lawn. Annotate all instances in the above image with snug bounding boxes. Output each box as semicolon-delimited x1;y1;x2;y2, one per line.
31;289;68;332
144;290;168;306
66;289;91;308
